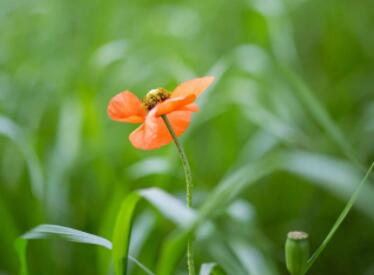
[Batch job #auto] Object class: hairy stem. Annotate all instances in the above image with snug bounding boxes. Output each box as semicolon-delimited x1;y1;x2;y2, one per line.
161;115;195;275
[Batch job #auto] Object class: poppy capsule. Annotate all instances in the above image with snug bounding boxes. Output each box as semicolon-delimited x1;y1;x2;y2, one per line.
285;231;309;275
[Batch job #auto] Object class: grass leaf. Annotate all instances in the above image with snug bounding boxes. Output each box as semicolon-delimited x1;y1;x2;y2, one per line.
303;161;374;274
157;156;278;274
112;192;142;275
0;116;43;200
199;262;227;275
21;224;112;249
112;187;194;275
281;69;361;167
16;224;152;275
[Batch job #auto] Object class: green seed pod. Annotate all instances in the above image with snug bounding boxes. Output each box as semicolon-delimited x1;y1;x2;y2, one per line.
285;231;309;275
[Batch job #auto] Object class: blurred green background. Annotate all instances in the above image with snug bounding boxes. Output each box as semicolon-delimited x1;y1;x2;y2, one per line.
1;0;374;274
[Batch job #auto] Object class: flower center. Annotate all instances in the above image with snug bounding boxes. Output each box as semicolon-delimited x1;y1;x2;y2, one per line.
142;88;170;111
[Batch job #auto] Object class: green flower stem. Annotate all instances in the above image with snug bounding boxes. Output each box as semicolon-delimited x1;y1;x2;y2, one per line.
161;115;195;275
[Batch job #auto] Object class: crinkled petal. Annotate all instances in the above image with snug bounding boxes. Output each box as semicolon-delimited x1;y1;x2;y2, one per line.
129;109;192;150
171;76;215;98
107;91;146;123
154;94;196;116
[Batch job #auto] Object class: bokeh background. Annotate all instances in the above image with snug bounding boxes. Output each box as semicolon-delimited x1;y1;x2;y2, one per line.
1;0;374;274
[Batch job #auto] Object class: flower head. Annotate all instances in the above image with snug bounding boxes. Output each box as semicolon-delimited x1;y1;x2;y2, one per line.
107;76;215;150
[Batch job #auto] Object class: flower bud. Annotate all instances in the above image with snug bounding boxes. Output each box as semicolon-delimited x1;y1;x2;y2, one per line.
285;231;309;275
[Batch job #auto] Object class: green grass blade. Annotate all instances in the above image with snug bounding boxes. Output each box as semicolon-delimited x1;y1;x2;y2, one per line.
199;262;227;275
140;188;195;226
0;116;44;200
158;153;372;275
45;99;82;220
202;231;248;275
303;161;374;274
230;241;277;275
157;157;278;275
128;256;154;275
14;239;28;275
156;230;190;275
112;192;142;275
15;224;152;275
21;224;112;248
0;195;19;270
281;151;374;219
281;69;361;167
112;187;194;275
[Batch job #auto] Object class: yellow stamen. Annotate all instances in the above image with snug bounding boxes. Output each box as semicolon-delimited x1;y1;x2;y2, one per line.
143;88;170;111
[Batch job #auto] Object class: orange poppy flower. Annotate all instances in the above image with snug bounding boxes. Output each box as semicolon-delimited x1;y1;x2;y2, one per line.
107;76;215;150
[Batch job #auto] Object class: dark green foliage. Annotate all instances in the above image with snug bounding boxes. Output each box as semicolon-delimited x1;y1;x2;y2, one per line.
0;0;374;274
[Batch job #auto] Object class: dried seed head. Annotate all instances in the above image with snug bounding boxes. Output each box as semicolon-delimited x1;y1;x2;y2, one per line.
142;88;170;111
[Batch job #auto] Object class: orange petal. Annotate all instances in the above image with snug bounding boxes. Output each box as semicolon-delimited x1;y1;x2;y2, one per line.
154;94;196;116
107;91;147;123
181;103;200;112
171;76;215;98
129;109;192;150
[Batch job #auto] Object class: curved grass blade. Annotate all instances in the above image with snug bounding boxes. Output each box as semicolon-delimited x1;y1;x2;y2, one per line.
281;151;374;219
15;238;28;275
230;241;277;275
112;192;141;275
0;195;19;270
112;187;194;275
21;224;112;248
237;11;360;167
157;156;278;275
0;116;43;200
202;232;248;275
303;161;374;274
45;99;82;220
15;224;153;275
280;69;361;168
199;262;227;275
156;230;190;275
253;2;361;167
156;152;373;274
157;153;373;274
128;212;156;273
